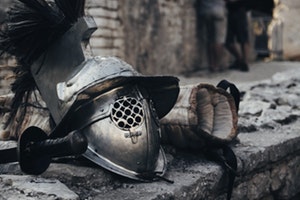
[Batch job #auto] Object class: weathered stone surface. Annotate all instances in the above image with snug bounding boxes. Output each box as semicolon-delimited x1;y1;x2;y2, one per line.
0;62;15;95
236;68;300;134
0;63;300;199
120;0;200;75
0;61;300;200
0;175;79;200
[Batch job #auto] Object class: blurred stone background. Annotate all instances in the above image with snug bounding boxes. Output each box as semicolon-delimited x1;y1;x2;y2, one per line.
1;0;300;75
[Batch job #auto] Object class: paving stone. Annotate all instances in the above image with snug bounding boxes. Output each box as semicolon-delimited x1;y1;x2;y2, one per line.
0;175;79;200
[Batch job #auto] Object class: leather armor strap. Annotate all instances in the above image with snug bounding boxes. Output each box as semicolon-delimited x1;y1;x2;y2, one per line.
214;79;240;200
217;79;241;112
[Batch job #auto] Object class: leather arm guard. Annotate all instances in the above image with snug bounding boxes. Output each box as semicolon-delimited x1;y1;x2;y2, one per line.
160;82;239;149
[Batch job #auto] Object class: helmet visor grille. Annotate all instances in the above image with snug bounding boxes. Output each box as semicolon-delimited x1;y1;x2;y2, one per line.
111;97;144;130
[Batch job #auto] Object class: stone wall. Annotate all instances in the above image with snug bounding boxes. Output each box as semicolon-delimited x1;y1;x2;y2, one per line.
84;0;300;72
275;0;300;59
120;0;200;75
0;56;16;95
1;0;300;74
86;0;200;75
86;0;125;59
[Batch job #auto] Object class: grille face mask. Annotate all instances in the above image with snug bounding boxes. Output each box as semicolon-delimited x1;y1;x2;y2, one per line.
111;96;144;131
68;84;166;180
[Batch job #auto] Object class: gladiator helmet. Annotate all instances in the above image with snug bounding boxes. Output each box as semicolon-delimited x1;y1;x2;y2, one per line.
0;0;179;181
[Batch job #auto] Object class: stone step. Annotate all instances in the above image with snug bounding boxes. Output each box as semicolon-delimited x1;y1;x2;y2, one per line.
0;66;300;199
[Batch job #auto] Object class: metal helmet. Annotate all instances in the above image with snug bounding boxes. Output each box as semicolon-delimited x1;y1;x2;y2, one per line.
54;56;179;181
1;0;179;181
66;61;172;180
51;54;179;180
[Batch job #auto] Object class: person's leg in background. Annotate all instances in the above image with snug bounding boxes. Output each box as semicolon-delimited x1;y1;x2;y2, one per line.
236;8;250;71
225;7;249;72
207;15;226;72
206;16;218;72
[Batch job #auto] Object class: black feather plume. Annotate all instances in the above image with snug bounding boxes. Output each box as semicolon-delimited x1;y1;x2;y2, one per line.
0;0;87;132
55;0;86;23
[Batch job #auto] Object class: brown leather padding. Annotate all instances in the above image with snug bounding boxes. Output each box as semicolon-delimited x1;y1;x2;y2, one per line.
0;91;51;140
160;83;238;149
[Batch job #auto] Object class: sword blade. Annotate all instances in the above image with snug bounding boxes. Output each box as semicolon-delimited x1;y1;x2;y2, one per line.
0;147;18;164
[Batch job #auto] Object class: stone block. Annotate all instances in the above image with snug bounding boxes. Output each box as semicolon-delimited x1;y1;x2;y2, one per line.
0;175;79;200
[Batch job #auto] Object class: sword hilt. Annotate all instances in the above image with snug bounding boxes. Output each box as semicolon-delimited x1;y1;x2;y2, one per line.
18;126;88;175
